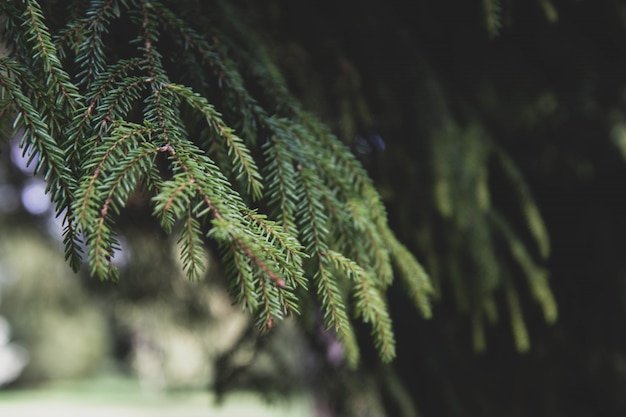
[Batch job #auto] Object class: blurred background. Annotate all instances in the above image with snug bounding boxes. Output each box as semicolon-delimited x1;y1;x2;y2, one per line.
0;135;316;415
4;0;626;416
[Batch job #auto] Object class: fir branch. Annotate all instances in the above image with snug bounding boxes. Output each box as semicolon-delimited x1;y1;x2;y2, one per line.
0;59;83;269
304;115;388;221
210;226;259;312
152;1;263;146
212;16;388;223
0;61;74;201
62;213;84;271
380;224;433;318
177;213;208;280
94;75;149;134
65;58;145;166
244;211;307;290
75;121;156;225
75;122;158;279
21;0;82;109
152;171;197;233
256;274;281;331
262;133;299;233
164;82;264;199
324;249;396;362
137;0;162;80
89;143;159;279
84;58;145;104
296;165;360;366
346;199;394;286
156;141;234;221
159;140;298;321
60;0;122;86
210;216;297;330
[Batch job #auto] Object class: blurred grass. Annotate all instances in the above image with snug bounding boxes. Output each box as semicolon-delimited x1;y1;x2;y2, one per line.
0;375;314;417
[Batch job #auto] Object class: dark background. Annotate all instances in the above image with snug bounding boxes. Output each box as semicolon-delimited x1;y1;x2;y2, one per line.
251;1;626;416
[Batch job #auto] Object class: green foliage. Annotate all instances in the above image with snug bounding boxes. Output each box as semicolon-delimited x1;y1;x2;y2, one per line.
0;0;433;365
427;123;555;352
